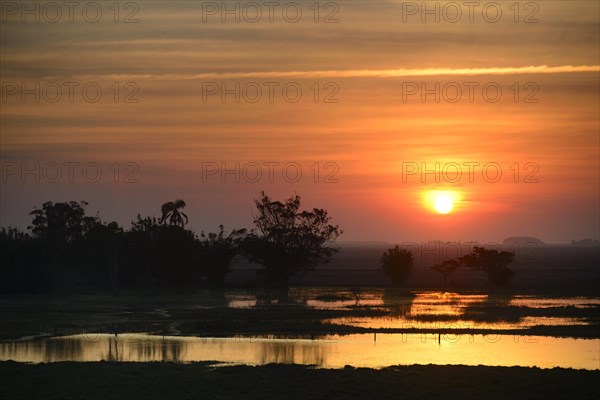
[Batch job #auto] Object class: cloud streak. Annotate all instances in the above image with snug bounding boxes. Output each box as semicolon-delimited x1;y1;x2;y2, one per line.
89;65;600;81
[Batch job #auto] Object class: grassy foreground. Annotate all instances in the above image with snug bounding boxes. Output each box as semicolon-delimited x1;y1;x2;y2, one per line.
1;361;599;400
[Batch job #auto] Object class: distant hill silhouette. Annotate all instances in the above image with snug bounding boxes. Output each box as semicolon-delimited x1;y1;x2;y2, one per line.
338;241;392;248
503;236;545;246
571;239;599;246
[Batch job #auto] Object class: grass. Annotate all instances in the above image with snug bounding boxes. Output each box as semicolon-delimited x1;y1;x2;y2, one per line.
1;361;599;400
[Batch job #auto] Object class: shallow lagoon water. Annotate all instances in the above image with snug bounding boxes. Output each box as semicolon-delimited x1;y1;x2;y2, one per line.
229;290;598;332
1;290;598;369
1;333;598;370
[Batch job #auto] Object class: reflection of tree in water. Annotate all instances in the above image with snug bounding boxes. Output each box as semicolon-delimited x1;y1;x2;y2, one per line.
128;336;184;362
0;338;82;363
462;294;519;324
106;335;121;361
382;289;415;318
256;340;325;366
256;289;309;307
160;338;183;362
42;336;85;362
402;292;519;326
350;288;363;306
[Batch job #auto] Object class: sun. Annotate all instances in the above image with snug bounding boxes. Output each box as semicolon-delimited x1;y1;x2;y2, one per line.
434;193;454;214
423;190;460;214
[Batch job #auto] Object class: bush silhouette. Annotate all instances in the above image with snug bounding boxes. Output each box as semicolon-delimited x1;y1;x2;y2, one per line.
381;246;413;286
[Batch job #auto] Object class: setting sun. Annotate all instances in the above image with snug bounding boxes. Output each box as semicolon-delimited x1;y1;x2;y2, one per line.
424;190;460;215
434;194;454;214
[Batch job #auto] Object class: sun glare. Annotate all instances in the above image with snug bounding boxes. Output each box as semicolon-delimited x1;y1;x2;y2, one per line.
434;194;454;214
424;190;460;215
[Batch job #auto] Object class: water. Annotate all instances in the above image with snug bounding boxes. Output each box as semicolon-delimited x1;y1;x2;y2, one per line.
1;333;598;370
269;290;597;331
1;290;598;369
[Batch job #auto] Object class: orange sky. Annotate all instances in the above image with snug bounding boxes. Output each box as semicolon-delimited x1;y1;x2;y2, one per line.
1;0;599;243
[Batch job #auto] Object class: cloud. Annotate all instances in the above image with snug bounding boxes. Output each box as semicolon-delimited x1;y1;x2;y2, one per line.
83;65;600;81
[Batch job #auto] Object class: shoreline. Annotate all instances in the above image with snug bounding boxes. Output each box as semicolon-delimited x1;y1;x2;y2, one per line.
1;361;599;400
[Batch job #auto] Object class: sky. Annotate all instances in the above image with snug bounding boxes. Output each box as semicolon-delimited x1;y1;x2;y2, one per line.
1;0;599;243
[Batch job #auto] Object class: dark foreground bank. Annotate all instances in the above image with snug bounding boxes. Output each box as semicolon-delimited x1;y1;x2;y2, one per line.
1;361;598;400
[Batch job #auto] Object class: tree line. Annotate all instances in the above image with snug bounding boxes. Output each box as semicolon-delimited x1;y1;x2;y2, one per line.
1;191;515;294
0;192;342;293
381;245;515;286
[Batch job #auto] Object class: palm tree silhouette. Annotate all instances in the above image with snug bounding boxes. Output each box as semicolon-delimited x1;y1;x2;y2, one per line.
160;200;188;227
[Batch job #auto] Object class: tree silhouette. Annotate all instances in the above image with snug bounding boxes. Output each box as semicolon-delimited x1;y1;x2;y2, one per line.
126;213;198;286
460;246;515;285
0;227;44;293
28;201;98;244
381;246;413;286
199;225;247;287
28;201;100;282
431;246;516;286
80;220;123;292
431;259;461;286
122;215;161;286
242;192;342;288
160;200;188;227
